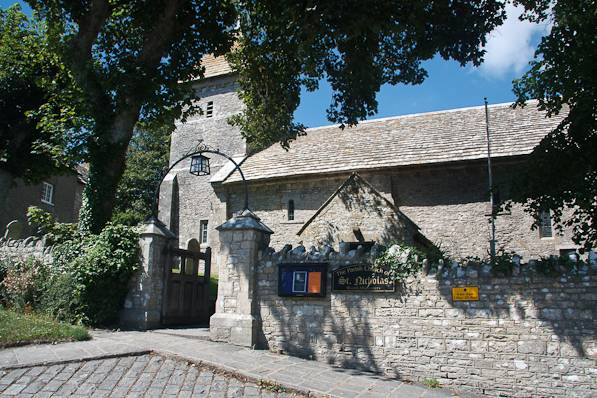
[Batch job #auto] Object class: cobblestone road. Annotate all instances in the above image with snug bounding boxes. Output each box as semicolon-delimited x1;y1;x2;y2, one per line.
0;354;302;397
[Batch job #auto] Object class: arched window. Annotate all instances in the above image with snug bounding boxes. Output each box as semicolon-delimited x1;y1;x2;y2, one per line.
287;200;295;221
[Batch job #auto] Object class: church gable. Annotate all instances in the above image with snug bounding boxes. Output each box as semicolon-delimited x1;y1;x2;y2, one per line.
297;173;419;248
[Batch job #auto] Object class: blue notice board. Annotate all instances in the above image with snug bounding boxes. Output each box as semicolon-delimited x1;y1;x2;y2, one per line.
278;263;327;297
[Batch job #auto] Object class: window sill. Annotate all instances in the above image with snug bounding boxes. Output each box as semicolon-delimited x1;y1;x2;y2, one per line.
41;200;54;206
280;220;304;225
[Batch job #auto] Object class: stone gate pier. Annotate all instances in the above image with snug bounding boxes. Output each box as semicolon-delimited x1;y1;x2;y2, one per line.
209;210;273;347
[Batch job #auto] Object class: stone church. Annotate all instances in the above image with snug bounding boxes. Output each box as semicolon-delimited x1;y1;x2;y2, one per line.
158;56;577;274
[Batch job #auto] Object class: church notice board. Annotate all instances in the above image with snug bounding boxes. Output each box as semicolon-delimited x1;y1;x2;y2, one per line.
278;263;327;298
452;286;479;301
332;264;395;292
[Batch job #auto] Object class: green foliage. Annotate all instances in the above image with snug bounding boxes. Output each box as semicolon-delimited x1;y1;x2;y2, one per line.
0;258;47;311
112;126;171;226
491;250;516;277
1;221;139;326
38;271;80;324
28;0;237;233
51;224;140;325
422;243;450;268
26;206;78;244
422;378;440;389
29;0;507;232
534;255;580;277
511;0;597;250
0;307;89;348
0;5;77;185
374;243;426;281
229;1;506;150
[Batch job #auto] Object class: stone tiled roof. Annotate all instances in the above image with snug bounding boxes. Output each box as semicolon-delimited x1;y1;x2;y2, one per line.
202;54;233;79
222;101;565;184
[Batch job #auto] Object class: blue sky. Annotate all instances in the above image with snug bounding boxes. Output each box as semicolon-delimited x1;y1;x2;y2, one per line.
3;1;549;128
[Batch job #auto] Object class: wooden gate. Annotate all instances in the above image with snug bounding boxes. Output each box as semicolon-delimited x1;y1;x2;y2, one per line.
162;246;211;326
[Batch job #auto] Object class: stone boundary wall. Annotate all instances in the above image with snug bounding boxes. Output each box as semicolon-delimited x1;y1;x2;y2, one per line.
255;244;597;397
0;236;53;264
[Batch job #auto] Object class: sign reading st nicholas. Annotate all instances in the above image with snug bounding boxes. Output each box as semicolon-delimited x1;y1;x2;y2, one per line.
332;264;395;292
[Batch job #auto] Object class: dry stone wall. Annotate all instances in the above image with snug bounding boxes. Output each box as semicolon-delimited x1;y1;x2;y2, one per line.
0;236;53;264
255;244;597;397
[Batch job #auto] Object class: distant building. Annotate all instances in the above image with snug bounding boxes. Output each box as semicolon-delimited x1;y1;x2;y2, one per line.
159;57;578;273
0;165;87;237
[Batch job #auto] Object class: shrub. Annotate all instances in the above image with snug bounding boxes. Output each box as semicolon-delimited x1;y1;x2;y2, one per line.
374;242;426;281
0;258;47;311
38;271;81;324
51;223;140;325
27;206;78;244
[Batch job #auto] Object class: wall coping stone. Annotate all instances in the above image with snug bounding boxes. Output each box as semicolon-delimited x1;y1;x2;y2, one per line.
263;242;597;279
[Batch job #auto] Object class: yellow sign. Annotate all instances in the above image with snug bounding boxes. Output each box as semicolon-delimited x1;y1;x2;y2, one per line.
452;286;479;301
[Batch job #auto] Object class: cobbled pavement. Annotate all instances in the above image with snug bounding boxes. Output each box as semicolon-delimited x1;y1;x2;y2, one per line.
0;354;301;397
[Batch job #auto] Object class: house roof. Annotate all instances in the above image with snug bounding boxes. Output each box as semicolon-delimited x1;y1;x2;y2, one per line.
202;54;234;79
220;101;565;184
296;172;419;236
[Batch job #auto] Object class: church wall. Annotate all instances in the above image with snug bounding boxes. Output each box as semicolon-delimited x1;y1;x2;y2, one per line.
220;160;576;261
221;173;395;250
298;175;417;248
391;160;577;260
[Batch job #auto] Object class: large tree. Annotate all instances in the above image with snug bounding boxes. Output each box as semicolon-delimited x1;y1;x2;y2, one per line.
29;0;237;233
112;125;170;226
28;0;506;233
0;5;76;210
511;0;596;249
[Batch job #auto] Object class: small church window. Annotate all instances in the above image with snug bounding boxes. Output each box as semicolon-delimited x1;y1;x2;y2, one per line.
287;200;295;221
206;101;214;118
539;209;552;238
199;220;208;243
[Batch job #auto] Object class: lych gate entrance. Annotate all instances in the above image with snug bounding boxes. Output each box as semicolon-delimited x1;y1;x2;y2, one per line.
162;245;212;326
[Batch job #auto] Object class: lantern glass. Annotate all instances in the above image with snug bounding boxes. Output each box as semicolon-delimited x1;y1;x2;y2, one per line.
190;154;210;176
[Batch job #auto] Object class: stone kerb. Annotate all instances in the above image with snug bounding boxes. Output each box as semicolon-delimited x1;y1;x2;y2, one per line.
210;210;273;347
120;218;176;330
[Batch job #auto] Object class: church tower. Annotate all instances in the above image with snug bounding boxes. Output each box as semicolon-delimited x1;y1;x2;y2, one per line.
159;55;245;271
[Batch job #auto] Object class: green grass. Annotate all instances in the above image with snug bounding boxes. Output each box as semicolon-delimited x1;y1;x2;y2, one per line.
0;307;90;348
422;378;441;389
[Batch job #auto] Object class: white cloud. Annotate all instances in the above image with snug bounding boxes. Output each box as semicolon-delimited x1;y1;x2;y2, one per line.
478;4;549;78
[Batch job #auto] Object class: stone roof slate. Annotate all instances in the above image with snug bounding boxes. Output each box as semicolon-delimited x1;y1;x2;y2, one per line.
223;101;564;184
202;54;234;79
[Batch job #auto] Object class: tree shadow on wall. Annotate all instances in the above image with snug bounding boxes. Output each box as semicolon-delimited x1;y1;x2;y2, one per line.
254;263;428;380
433;265;596;358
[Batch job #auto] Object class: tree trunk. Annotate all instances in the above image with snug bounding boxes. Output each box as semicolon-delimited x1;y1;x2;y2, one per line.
78;111;139;234
0;170;15;223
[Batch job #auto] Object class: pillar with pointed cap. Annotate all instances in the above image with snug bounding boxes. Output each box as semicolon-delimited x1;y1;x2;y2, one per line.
209;210;273;347
120;218;175;329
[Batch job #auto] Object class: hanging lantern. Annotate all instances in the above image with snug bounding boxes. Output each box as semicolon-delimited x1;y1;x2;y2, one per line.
190;154;210;176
